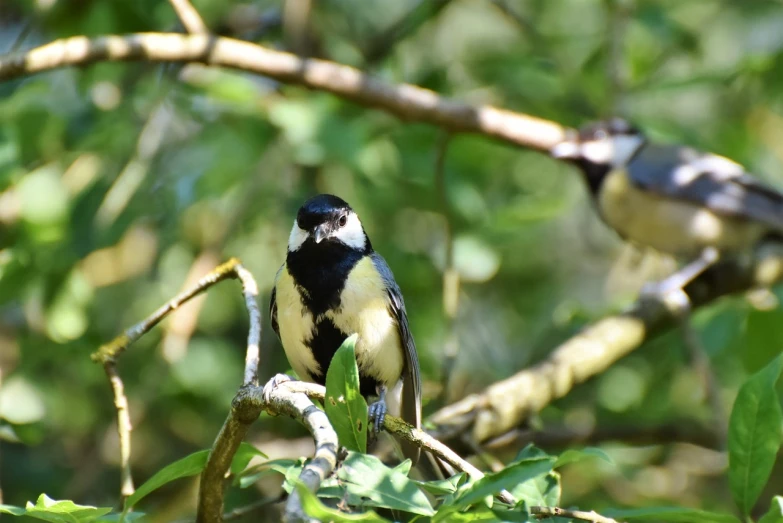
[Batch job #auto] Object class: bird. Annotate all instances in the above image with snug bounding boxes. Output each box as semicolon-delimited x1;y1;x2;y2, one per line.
270;194;421;464
550;118;783;295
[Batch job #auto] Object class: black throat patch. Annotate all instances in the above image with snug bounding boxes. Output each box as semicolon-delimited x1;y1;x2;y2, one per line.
285;239;379;395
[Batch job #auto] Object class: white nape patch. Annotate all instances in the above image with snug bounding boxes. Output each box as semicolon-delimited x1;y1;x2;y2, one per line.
583;134;644;166
288;222;309;251
332;211;366;250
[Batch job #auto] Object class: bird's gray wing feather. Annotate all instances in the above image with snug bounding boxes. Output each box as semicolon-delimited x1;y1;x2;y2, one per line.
270;264;284;340
629;144;783;231
370;252;421;465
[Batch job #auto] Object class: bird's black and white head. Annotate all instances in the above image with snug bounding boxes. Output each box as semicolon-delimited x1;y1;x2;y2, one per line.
551;118;646;192
288;194;371;254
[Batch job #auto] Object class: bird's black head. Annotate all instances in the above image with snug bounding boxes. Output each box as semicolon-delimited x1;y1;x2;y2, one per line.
288;194;371;253
551;118;646;193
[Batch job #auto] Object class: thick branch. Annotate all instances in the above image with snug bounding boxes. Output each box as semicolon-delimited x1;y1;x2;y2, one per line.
429;249;783;444
0;33;565;152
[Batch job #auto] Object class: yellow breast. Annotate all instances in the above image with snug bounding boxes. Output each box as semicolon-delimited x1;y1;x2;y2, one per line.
274;265;319;382
327;257;404;388
598;169;765;257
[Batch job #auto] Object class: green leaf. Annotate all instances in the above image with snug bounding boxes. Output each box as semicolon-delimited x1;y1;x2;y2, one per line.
510;471;560;507
759;496;783;523
125;449;210;509
728;354;783;516
324;334;368;453
230;442;268;475
13;495;114;522
414;473;468;496
0;505;26;515
554;447;613;468
337;452;434;516
295;483;390;522
604;507;740;523
452;457;556;509
237;458;299;488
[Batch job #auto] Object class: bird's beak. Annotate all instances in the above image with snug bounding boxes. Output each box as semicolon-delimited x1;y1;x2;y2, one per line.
550;140;580;160
313;224;329;244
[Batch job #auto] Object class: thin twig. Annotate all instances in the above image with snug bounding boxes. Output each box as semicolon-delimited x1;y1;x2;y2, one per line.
93;257;261;509
531;506;622;523
104;362;135;501
91;257;247;364
434;133;459;403
8;19;33;53
0;33;567;152
169;0;208;34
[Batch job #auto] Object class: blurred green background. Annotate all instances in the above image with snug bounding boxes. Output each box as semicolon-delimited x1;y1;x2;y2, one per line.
2;0;783;520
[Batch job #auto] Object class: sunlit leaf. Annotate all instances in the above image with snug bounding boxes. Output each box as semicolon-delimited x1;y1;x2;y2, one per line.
324;334;368;453
759;496;783;523
728;354;783;516
337;452;434;516
124;450;209;509
452;457;556;509
296;483;390;522
554;447;613;468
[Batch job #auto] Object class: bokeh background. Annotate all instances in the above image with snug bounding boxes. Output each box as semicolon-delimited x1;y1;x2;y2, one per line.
2;0;783;520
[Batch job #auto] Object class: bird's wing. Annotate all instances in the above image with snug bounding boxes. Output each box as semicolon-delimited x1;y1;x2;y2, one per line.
628;144;783;232
370;252;421;465
270;264;284;340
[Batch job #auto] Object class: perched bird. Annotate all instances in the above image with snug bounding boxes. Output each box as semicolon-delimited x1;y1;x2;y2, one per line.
270;194;421;463
550;118;783;292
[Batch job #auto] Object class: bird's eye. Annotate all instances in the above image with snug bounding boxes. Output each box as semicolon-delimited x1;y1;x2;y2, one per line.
338;215;348;227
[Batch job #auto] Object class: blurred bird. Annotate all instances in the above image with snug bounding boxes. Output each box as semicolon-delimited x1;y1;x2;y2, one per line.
550;118;783;294
270;194;421;464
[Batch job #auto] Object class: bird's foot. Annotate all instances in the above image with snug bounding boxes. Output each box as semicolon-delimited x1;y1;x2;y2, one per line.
367;399;388;434
262;373;294;403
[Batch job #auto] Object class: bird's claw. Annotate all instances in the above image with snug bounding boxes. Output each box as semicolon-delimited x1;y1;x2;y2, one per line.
262;373;293;403
367;399;388;434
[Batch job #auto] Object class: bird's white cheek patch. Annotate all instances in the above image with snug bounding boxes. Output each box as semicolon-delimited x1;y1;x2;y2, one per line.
288;223;309;251
333;213;366;251
582;141;613;164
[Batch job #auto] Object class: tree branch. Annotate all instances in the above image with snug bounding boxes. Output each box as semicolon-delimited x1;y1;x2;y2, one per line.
169;0;208;34
103;362;135;501
92;257;261;508
429;248;783;444
531;505;621;523
278;381;517;506
0;33;565;152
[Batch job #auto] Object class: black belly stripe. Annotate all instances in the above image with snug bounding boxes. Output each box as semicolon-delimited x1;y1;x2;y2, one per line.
307;316;381;397
286;238;380;398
